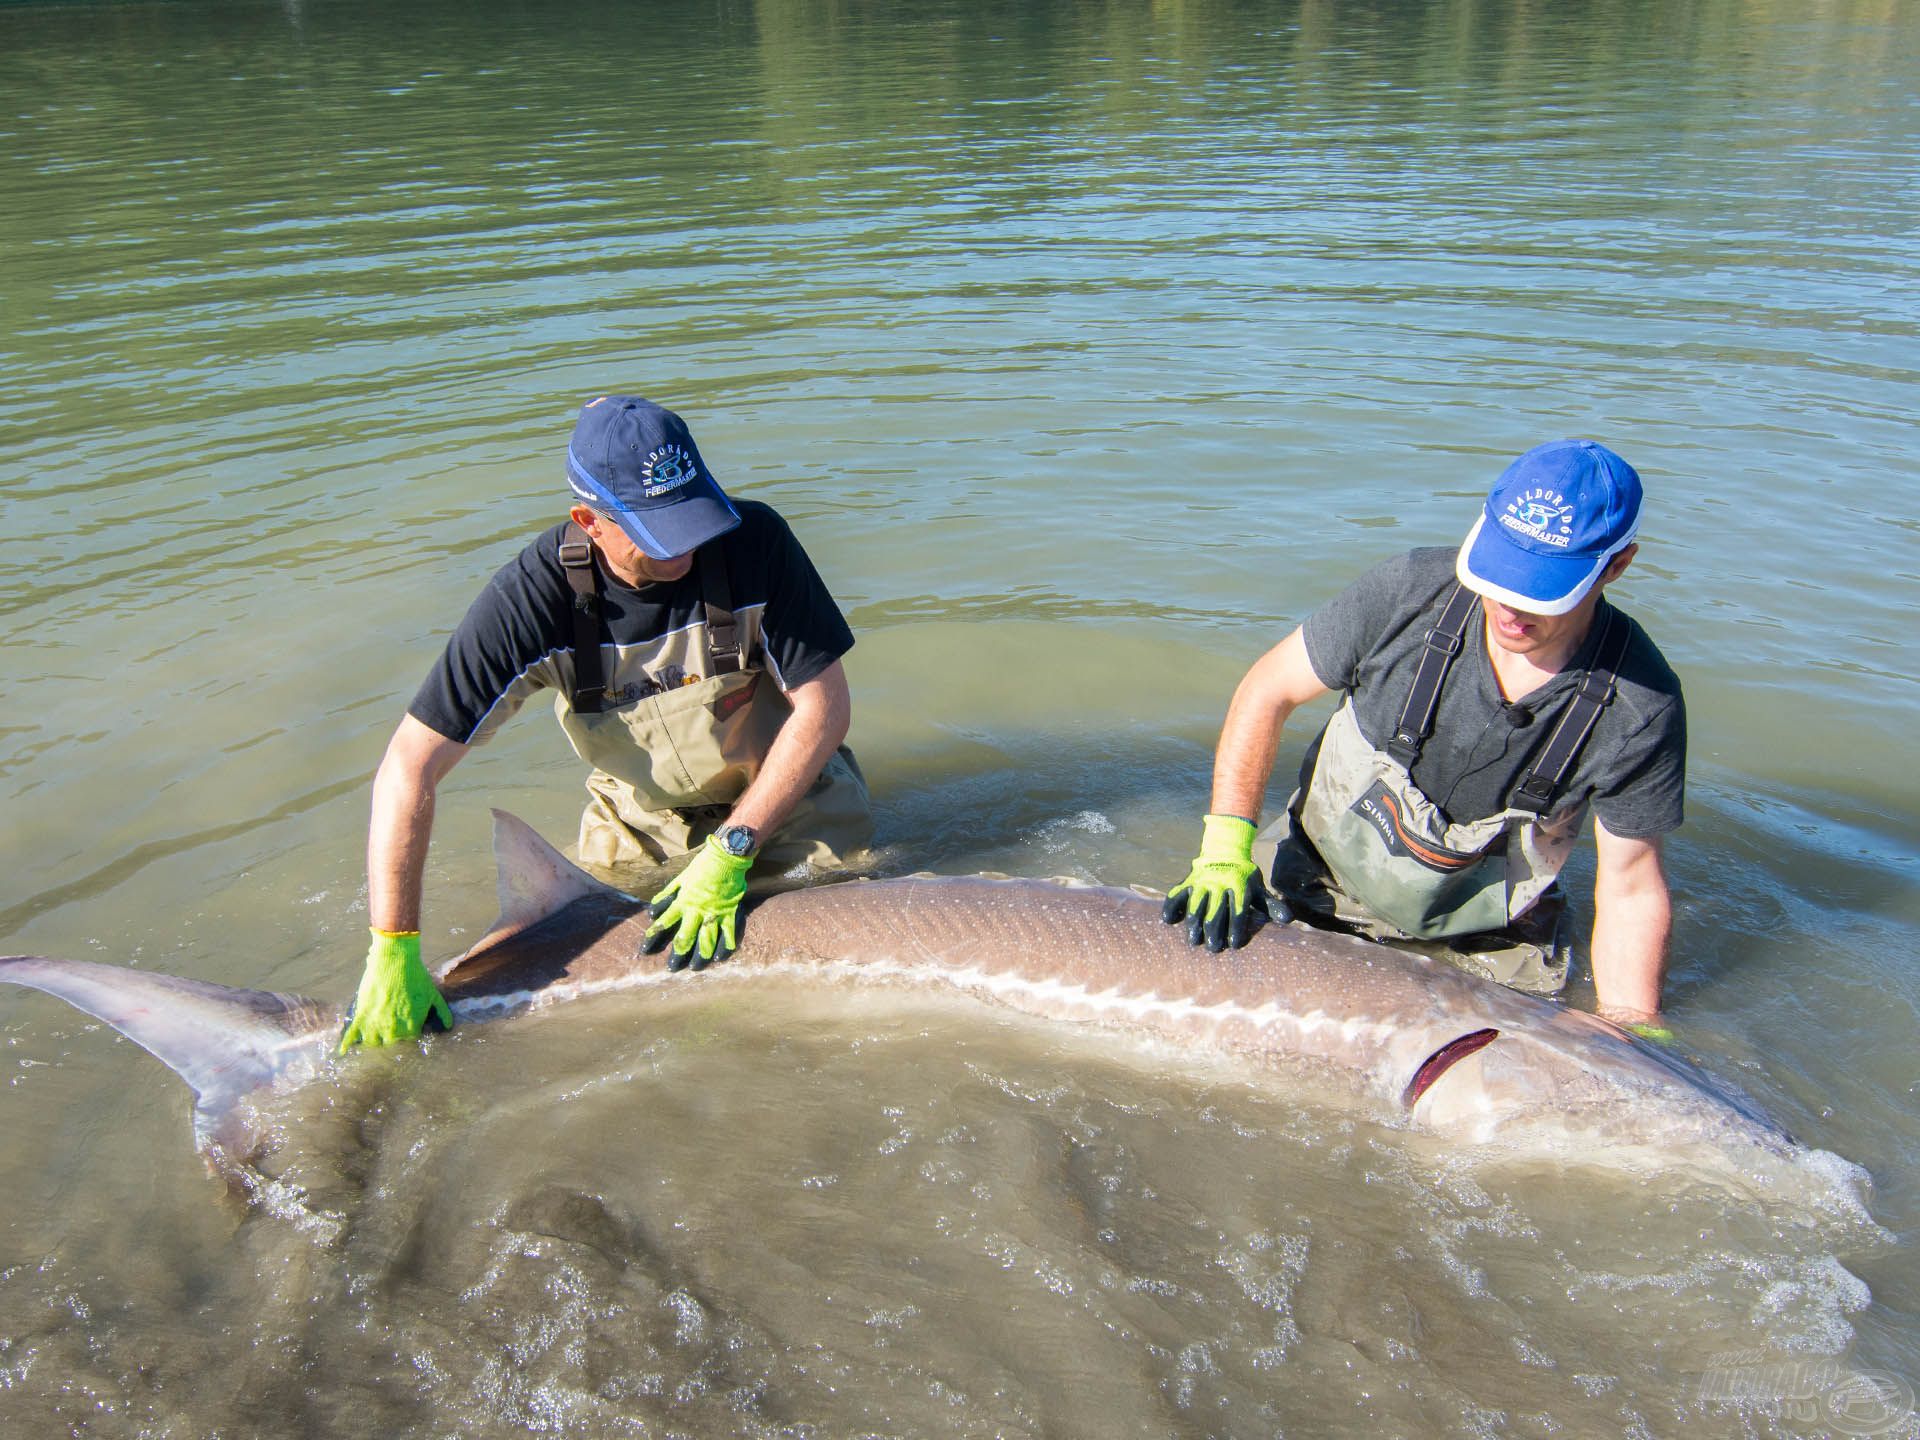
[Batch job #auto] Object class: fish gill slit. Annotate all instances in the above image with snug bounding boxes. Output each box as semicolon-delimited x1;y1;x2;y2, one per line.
1401;1028;1500;1109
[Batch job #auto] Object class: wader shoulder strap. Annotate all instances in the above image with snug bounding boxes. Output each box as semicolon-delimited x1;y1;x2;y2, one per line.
1386;584;1478;769
557;522;612;713
1509;608;1631;815
697;546;743;675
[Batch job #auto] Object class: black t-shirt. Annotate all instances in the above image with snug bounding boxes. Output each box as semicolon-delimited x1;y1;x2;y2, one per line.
1299;547;1686;838
409;501;854;746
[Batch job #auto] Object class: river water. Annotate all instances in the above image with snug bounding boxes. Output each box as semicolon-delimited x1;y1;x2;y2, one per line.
2;0;1917;1434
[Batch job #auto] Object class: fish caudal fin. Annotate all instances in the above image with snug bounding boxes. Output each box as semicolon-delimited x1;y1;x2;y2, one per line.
0;955;343;1160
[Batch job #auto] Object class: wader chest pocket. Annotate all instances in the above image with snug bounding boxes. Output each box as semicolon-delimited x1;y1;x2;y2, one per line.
708;671;761;721
1350;780;1490;874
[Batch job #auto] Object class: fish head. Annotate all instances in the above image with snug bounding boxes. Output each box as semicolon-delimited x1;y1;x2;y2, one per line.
1404;1004;1794;1160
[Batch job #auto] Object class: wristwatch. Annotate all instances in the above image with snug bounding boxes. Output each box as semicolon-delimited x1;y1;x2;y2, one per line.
718;823;758;858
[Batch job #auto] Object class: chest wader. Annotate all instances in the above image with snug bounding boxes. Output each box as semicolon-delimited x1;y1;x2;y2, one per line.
1259;585;1629;996
554;525;872;876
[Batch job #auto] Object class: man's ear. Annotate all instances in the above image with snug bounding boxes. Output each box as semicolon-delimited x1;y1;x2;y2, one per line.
1601;542;1639;586
567;503;601;533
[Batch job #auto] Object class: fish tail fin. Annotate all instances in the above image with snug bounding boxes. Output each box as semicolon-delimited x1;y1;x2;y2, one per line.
0;954;343;1161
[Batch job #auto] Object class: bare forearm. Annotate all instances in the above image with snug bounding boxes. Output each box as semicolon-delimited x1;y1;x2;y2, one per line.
1590;853;1672;1023
1209;690;1293;822
1207;628;1322;823
365;715;468;935
368;760;437;934
727;668;851;840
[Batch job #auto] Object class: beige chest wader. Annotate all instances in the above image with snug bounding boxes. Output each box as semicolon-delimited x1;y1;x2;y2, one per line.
555;526;871;874
1275;586;1628;994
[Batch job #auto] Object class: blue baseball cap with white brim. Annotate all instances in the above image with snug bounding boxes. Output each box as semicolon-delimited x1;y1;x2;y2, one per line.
565;396;740;560
1456;439;1643;616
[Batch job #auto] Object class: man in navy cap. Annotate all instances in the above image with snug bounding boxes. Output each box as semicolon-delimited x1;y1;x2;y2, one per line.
340;396;872;1049
1161;440;1685;1036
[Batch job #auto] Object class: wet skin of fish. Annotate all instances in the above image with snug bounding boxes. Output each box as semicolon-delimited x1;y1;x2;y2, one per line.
0;810;1795;1175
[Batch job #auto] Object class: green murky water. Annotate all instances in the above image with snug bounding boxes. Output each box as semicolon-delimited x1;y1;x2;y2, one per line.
2;0;1916;1433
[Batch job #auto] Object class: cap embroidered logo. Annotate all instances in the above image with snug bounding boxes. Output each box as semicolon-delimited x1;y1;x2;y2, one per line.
642;444;699;498
1501;489;1576;548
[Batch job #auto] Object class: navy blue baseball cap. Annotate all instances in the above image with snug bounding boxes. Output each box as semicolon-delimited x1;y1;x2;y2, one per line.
564;396;740;559
1456;439;1643;616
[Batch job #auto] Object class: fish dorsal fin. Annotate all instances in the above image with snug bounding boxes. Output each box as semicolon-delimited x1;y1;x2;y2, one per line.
480;809;631;947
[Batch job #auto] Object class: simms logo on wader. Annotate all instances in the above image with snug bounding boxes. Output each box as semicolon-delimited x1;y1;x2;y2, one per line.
1350;781;1488;873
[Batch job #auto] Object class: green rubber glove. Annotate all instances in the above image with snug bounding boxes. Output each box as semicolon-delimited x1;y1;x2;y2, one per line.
1161;814;1283;953
1626;1020;1676;1046
643;833;754;971
338;929;453;1052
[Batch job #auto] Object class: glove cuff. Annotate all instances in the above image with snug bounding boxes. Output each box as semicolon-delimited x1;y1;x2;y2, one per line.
1198;813;1257;863
701;831;756;876
367;928;423;972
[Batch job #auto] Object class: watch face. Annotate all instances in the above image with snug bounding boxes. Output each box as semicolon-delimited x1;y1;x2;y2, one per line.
721;825;756;856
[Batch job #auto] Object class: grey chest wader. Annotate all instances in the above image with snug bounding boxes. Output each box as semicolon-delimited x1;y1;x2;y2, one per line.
1260;586;1630;996
554;524;871;875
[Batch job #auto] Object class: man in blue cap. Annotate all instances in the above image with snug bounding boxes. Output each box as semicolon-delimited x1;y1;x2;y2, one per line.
1161;440;1685;1035
340;396;872;1049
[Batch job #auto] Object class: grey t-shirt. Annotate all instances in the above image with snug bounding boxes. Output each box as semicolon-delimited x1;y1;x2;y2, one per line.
1298;547;1685;838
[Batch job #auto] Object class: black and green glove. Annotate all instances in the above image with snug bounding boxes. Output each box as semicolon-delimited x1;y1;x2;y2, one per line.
338;929;453;1052
1161;814;1285;953
642;833;754;971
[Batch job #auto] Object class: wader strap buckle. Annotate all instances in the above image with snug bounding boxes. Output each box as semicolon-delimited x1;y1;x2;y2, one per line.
1509;608;1629;815
1387;584;1478;769
698;547;743;676
559;522;611;713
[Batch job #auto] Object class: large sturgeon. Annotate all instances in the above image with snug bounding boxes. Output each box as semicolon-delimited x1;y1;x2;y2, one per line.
0;810;1800;1178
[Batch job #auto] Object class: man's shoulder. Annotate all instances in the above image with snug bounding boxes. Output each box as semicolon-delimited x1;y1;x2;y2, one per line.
720;499;800;555
1352;545;1460;604
1583;604;1686;832
1605;605;1685;718
463;521;575;626
1395;546;1464;602
715;500;833;602
498;520;574;588
1304;547;1456;690
732;498;786;526
1327;545;1461;624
